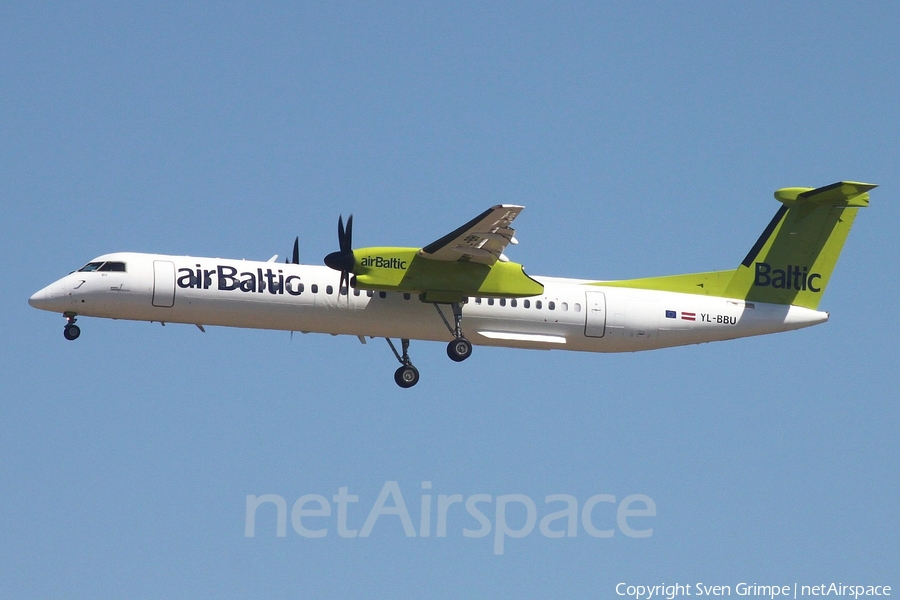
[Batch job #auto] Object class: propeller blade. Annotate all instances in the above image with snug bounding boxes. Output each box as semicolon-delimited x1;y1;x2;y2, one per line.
337;214;354;253
344;214;353;252
324;214;356;276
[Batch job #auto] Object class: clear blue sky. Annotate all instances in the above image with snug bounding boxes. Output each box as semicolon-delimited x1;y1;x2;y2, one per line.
3;3;898;598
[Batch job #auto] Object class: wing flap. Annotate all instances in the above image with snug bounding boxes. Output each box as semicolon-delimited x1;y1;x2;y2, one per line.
420;205;523;265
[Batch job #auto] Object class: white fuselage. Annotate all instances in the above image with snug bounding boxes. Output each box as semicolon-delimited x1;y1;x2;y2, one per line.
29;252;829;353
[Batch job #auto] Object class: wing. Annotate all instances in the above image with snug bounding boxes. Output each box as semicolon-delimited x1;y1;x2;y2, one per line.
418;204;523;265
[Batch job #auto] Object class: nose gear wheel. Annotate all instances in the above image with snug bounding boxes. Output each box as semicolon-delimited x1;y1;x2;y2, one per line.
63;314;80;341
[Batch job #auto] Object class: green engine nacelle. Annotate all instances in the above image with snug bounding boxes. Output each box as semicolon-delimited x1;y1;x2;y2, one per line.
351;247;544;303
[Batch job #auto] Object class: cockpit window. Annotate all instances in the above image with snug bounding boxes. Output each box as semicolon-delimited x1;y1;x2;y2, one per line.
78;261;126;272
98;261;126;272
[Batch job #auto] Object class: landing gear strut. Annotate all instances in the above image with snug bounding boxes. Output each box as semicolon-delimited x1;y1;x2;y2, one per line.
63;314;80;341
386;338;419;388
435;302;472;362
384;301;471;388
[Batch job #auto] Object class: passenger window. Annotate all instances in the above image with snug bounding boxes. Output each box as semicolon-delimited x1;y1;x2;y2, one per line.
511;299;517;308
488;298;494;306
311;284;318;294
340;286;348;296
561;302;568;311
326;285;334;295
379;292;387;299
548;301;556;310
366;290;374;297
499;298;506;307
353;289;360;296
298;283;305;293
574;303;581;312
475;298;482;305
524;299;530;309
403;293;411;300
536;300;542;309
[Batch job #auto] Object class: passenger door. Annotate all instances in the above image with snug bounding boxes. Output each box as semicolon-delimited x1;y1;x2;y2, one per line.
152;260;176;308
584;291;606;338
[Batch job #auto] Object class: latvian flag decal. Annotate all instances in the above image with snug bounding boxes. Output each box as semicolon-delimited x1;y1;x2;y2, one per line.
681;311;696;321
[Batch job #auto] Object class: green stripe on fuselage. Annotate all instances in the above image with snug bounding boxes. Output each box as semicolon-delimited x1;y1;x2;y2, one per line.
592;270;737;297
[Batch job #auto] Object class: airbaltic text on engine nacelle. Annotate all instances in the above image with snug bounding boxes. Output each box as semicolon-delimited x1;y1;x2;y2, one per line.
359;256;408;269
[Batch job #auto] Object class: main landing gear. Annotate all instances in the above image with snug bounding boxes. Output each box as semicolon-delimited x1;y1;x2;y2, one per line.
386;338;419;389
384;301;473;388
435;302;472;363
63;313;80;341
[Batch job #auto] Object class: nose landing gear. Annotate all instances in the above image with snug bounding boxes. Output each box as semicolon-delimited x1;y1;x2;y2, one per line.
63;314;80;341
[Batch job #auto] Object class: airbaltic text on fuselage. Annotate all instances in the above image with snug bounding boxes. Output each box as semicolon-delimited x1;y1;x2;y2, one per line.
360;256;407;269
177;265;304;295
754;262;821;292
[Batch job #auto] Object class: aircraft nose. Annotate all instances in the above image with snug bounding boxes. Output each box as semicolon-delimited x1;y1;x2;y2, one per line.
29;280;68;312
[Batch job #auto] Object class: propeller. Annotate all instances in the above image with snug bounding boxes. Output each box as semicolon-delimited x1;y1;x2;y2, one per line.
284;236;300;265
324;215;354;291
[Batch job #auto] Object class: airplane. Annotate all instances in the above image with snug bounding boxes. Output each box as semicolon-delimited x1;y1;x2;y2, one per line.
29;181;875;388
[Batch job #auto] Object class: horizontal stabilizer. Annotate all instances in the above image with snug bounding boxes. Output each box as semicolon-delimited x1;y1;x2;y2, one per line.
774;181;876;208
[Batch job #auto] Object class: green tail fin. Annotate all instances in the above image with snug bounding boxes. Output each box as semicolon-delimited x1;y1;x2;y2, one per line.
593;181;874;306
723;181;875;309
